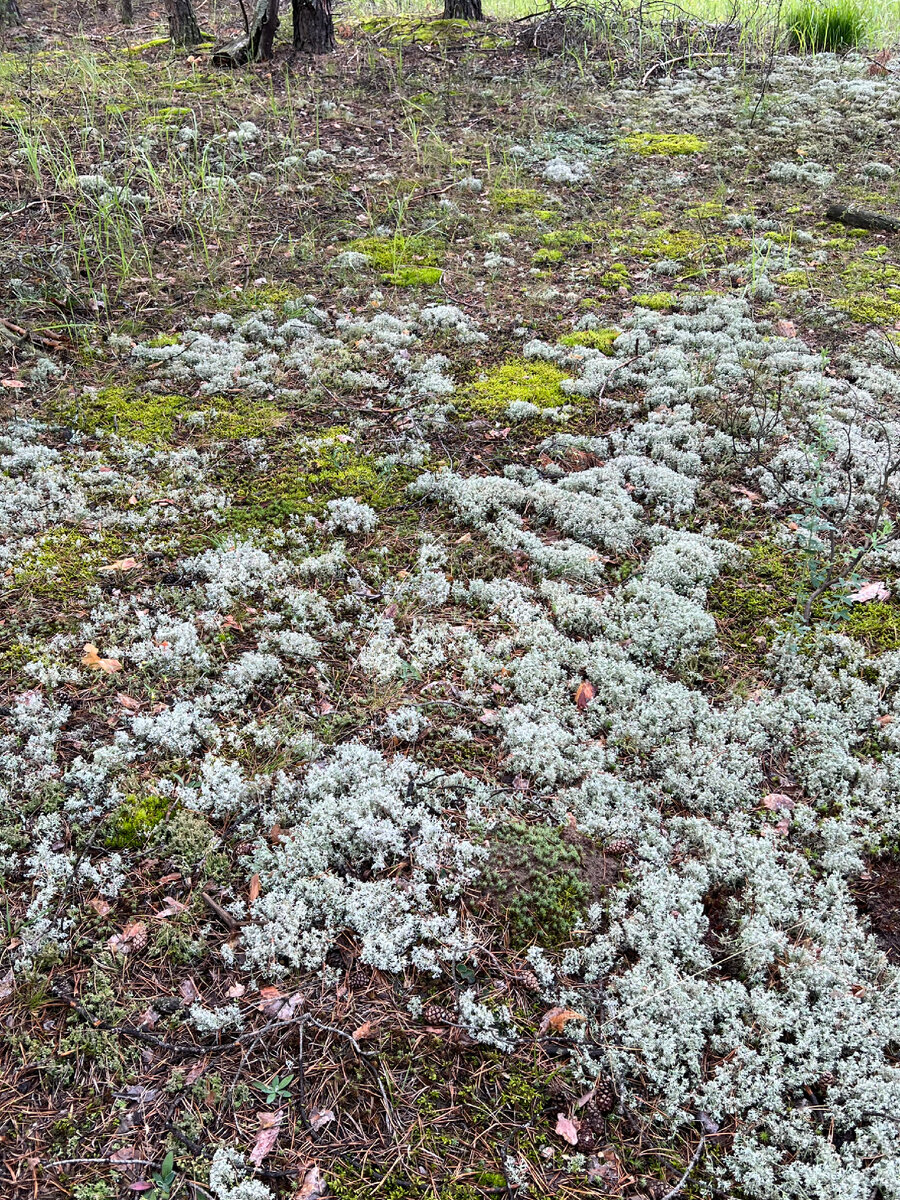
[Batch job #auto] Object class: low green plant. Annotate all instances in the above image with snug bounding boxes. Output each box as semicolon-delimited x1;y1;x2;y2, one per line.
105;793;169;850
483;821;590;947
252;1072;295;1103
149;1150;176;1199
785;0;867;51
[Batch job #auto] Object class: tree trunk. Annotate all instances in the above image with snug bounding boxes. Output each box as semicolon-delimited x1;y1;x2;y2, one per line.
165;0;202;46
0;0;22;28
119;0;134;25
249;0;279;59
442;0;482;20
292;0;334;53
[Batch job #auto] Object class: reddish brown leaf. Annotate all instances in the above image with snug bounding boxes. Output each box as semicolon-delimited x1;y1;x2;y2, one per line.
250;1123;280;1167
539;1007;587;1035
309;1108;335;1132
89;897;111;917
116;693;142;711
249;873;261;903
351;1020;375;1042
575;680;596;710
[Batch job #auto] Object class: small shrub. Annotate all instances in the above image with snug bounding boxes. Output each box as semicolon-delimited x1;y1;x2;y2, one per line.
785;0;867;51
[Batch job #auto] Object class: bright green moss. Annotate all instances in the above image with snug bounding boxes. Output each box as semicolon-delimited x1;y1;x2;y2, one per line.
637;228;715;261
463;359;570;416
106;793;170;850
72;386;284;444
382;265;443;287
540;226;596;249
11;528;124;598
491;187;546;211
835;294;900;323
621;132;708;156
844;601;900;651
230;431;412;526
777;269;810;287
599;262;630;288
708;542;796;653
223;283;303;315
348;234;443;274
559;328;619;353
841;259;900;290
145;332;181;348
633;291;676;311
146;106;193;122
532;248;564;265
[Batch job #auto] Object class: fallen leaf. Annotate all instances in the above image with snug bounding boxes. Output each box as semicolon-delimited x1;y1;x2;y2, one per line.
98;557;141;573
222;615;244;632
137;1007;159;1028
257;1110;283;1130
179;977;201;1004
539;1007;587;1035
250;1123;280;1167
154;896;188;920
351;1020;376;1042
108;920;147;955
82;643;123;674
249;873;261;903
878;714;894;726
185;1059;207;1085
575;680;596;710
762;792;795;811
555;1113;580;1145
129;1184;154;1193
309;1108;335;1132
775;319;798;338
0;969;14;1001
89;897;111;917
116;692;142;711
848;580;891;603
318;698;335;715
227;981;246;999
258;987;303;1020
295;1165;327;1200
110;1146;138;1168
1;378;25;389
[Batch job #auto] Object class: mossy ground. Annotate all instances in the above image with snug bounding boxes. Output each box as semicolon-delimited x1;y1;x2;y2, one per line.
3;11;900;1200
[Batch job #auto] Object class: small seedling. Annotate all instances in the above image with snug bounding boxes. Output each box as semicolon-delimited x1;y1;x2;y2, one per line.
251;1072;295;1103
149;1150;176;1198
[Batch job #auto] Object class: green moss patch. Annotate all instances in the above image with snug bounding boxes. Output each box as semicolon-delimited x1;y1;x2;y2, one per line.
105;793;170;850
559;328;619;353
621;132;708;156
11;528;124;598
349;234;444;275
382;265;443;287
462;359;570;416
72;386;285;444
490;187;547;212
633;291;677;311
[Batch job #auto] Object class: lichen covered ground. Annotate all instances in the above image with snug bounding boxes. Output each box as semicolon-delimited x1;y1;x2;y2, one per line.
2;17;900;1200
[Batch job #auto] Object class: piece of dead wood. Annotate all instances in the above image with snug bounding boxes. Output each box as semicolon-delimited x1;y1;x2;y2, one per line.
202;887;240;931
826;202;900;233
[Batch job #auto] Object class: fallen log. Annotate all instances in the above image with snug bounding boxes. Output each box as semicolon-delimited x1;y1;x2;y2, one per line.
825;202;900;233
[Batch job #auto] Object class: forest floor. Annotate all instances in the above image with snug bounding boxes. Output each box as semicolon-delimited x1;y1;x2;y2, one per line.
1;8;900;1200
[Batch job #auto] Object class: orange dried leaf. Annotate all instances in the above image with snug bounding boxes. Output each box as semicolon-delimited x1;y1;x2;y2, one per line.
540;1007;587;1034
575;680;596;710
249;873;261;903
82;643;122;674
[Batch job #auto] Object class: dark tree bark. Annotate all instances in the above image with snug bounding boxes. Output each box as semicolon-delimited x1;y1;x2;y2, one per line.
248;0;279;59
0;0;22;28
292;0;334;53
165;0;202;46
442;0;482;20
119;0;134;25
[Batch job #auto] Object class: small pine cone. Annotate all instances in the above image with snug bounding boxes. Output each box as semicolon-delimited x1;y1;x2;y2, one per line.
605;838;632;856
581;1099;606;1135
818;1072;835;1090
518;970;541;992
347;968;369;990
591;1077;615;1113
423;1003;456;1026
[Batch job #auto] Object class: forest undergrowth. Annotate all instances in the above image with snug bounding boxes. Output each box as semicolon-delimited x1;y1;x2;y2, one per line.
2;4;900;1199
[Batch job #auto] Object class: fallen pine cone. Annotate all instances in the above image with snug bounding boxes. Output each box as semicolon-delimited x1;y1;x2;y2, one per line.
605;838;633;856
423;1003;457;1026
347;968;369;990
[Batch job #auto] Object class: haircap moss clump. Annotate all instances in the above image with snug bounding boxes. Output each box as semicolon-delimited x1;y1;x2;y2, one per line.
621;132;708;156
482;821;590;948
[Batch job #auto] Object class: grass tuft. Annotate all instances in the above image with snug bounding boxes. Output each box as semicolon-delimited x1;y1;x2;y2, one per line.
785;0;868;51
